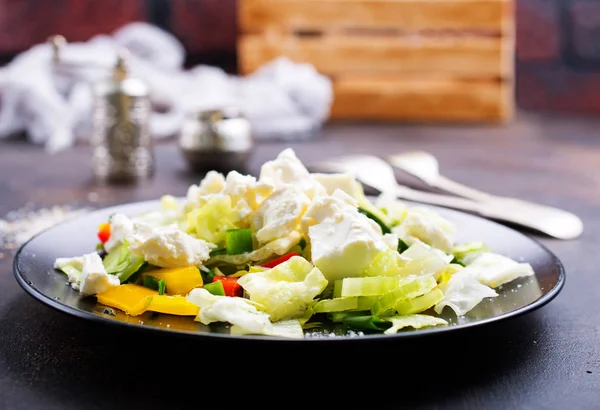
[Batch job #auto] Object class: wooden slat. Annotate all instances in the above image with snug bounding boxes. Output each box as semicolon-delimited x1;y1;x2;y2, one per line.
239;35;512;77
239;0;512;33
330;77;513;121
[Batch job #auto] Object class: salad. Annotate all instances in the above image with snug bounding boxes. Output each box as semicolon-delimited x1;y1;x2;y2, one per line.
54;148;535;338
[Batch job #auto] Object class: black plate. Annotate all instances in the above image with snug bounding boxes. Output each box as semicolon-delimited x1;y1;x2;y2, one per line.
13;199;565;342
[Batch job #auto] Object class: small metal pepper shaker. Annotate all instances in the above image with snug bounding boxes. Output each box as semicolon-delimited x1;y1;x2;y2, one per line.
179;106;254;173
90;51;154;184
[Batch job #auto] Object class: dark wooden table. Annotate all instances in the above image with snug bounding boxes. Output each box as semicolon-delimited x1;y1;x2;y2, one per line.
1;112;599;409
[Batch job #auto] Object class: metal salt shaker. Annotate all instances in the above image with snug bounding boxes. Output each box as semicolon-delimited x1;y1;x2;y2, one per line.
91;52;154;184
179;106;254;173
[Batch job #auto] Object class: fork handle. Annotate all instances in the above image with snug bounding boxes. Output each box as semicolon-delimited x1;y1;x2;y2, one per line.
392;185;583;240
393;185;486;213
431;175;493;202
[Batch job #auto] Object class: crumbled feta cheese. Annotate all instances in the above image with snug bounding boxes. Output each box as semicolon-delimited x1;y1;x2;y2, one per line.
374;192;408;224
223;171;273;219
186;170;273;221
187;288;272;331
104;213;135;252
301;189;357;236
258;148;326;199
382;232;400;251
251;186;310;245
79;252;120;295
53;255;84;288
311;172;361;199
185;171;227;210
307;192;388;281
393;210;455;254
129;223;216;267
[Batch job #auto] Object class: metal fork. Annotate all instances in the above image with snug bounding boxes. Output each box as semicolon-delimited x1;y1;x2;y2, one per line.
310;154;583;240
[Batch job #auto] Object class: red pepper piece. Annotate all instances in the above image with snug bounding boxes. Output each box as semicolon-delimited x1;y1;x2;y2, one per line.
212;276;243;297
97;222;111;244
261;252;300;269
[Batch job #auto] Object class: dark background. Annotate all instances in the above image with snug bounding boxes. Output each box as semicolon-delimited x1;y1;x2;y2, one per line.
1;0;600;117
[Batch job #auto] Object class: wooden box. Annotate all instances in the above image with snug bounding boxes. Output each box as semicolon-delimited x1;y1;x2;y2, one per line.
238;0;515;122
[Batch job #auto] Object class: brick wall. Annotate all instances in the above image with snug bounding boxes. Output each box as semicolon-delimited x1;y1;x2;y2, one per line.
1;0;600;116
516;0;600;115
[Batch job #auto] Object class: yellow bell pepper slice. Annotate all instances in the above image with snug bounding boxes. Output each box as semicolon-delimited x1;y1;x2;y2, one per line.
144;265;203;295
146;295;200;316
96;284;157;316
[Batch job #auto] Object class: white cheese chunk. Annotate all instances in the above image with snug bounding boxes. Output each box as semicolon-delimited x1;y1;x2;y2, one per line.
301;189;358;236
129;223;216;267
393;209;455;254
258;148;326;199
103;213;135;252
79;252;120;296
251;185;310;245
307;194;388;282
311;172;361;199
53;255;84;289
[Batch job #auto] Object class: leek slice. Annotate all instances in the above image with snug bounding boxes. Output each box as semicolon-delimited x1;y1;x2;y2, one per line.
312;297;358;313
370;275;437;316
328;311;369;323
396;241;451;278
394;288;444;315
334;276;406;297
356;296;380;311
342;315;392;332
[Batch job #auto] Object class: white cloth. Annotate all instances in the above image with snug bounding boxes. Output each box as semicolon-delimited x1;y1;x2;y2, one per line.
0;22;333;153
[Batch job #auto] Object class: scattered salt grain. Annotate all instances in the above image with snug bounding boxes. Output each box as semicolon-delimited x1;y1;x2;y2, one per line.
0;203;91;250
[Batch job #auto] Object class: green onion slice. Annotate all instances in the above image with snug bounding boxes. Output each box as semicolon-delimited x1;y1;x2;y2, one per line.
225;228;253;255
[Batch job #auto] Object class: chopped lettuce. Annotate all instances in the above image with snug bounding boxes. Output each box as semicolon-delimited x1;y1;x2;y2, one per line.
186;195;243;244
230;319;304;338
434;270;498;316
396;241;451;278
187;288;271;330
461;252;534;288
237;256;328;322
54;255;85;289
208;231;302;265
383;314;448;334
102;241;145;283
452;241;491;265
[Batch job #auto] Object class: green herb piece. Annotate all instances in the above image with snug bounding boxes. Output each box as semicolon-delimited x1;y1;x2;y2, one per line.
102;243;130;274
102;308;116;316
298;238;307;250
328;310;370;323
397;238;409;253
358;207;391;234
225;228;253;255
209;247;227;257
450;256;465;266
157;279;167;295
102;241;146;283
342;315;393;332
201;268;215;284
204;280;226;296
143;275;164;292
